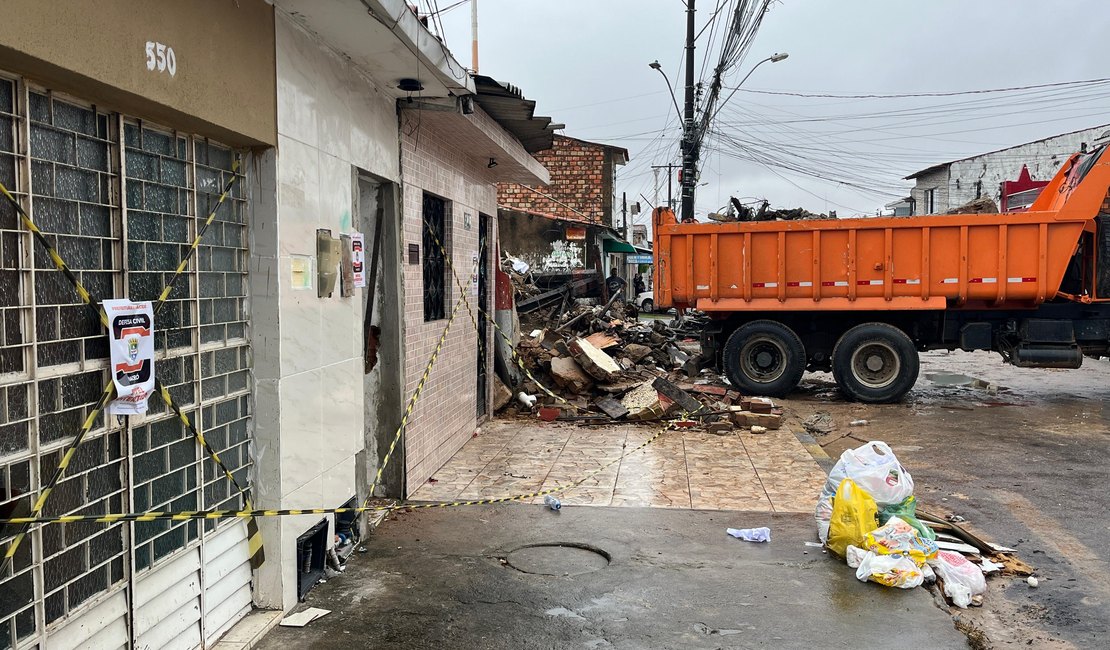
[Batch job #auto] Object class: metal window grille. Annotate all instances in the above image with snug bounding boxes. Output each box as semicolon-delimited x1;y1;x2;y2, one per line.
422;194;447;322
0;73;252;649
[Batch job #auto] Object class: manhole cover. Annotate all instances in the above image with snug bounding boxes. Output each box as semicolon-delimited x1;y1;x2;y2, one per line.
504;543;611;576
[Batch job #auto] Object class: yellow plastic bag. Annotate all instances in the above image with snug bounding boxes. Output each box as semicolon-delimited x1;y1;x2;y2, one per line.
826;478;878;558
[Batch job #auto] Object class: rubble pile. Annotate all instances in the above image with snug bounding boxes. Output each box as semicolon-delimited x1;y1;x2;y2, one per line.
497;304;784;433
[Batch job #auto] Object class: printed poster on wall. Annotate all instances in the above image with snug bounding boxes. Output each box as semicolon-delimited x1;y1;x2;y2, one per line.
350;232;367;288
105;299;155;415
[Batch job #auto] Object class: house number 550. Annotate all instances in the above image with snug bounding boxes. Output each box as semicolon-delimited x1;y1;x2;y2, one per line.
145;42;177;77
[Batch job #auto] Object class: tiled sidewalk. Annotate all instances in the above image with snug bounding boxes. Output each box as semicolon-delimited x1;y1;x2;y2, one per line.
409;419;827;512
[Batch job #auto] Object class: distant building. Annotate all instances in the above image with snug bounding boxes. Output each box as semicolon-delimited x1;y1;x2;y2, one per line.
904;124;1110;215
498;135;629;226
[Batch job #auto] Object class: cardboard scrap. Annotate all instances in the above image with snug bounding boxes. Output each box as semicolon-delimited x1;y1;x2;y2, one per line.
280;607;331;627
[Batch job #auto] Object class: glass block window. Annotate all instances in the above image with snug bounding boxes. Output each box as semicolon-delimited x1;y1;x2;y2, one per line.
422;193;447;321
0;76;252;647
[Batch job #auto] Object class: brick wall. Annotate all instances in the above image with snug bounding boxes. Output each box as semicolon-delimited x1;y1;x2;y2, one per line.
400;109;500;496
498;135;610;223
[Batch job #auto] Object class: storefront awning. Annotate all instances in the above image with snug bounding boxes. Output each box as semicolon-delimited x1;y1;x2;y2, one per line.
603;239;637;254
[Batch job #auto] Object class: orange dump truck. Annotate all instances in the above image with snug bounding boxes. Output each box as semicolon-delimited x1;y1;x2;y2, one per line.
653;142;1110;402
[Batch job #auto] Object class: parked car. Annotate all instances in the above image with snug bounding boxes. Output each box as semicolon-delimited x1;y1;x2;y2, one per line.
634;290;656;313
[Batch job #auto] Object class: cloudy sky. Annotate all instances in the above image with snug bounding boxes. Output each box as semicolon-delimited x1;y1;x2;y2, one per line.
435;0;1110;224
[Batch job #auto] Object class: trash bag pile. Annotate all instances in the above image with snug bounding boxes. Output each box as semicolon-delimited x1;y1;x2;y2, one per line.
816;441;994;608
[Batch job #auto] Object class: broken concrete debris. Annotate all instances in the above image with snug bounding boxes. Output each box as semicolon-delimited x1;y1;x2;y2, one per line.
493;300;781;433
569;337;622;382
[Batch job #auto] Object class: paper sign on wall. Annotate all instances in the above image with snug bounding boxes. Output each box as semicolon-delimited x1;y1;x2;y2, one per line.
471;253;479;295
350;232;367;288
105;299;156;415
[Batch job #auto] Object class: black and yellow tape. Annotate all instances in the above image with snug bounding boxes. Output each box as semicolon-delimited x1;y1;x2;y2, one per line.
155;379;264;569
0;180;109;329
3;414;681;526
155;159;241;311
1;382;116;572
0;159;264;570
364;243;483;501
420;217;571;408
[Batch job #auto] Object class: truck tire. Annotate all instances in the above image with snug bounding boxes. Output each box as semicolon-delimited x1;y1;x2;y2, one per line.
722;320;806;397
831;323;919;403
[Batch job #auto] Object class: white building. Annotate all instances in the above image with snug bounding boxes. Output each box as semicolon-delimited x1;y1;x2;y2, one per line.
905;124;1110;215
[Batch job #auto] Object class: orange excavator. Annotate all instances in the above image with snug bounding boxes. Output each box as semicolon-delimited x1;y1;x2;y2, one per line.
653;141;1110;402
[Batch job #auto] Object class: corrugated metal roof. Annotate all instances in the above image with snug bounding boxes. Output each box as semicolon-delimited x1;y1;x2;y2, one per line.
472;75;560;153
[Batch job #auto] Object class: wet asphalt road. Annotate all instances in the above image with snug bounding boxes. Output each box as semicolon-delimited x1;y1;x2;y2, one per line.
786;350;1110;649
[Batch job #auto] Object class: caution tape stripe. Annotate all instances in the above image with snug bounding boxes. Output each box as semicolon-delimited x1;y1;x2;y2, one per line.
0;181;109;329
155;159;241;311
421;217;570;407
4;412;682;526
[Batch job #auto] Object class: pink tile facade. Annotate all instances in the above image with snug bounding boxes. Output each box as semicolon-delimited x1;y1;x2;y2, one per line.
399;109;502;496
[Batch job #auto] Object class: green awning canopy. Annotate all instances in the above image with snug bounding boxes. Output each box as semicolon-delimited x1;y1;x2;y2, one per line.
603;239;637;254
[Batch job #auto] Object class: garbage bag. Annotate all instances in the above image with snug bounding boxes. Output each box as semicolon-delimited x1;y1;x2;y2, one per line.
828;441;914;506
862;516;939;567
855;551;925;589
929;550;987;609
878;495;936;541
826;479;878;558
815;493;834;542
816;441;914;542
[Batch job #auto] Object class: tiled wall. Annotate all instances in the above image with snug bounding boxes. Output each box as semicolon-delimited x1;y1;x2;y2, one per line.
400;110;499;496
252;13;401;611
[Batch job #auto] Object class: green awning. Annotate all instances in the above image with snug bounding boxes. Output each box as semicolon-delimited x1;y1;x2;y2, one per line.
603;239;637;254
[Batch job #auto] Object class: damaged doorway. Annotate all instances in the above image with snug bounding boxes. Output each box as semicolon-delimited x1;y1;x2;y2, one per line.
476;213;490;418
357;175;404;501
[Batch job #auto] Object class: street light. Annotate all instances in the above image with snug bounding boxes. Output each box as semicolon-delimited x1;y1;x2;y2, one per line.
709;52;789;123
649;60;683;123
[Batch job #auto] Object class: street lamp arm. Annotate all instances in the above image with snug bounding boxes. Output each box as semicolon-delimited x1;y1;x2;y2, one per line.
649;61;684;124
707;53;787;126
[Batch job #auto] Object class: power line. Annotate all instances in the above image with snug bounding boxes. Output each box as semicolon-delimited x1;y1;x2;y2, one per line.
728;76;1110;98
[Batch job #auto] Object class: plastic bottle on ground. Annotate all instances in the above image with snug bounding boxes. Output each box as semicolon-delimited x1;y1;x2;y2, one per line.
543;495;562;511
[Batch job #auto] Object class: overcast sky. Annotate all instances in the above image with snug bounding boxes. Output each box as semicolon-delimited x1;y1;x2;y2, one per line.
437;1;1110;224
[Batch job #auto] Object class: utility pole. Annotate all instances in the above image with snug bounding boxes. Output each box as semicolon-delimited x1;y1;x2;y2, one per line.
680;0;697;222
622;192;628;241
652;167;660;210
651;163;679;210
471;0;479;72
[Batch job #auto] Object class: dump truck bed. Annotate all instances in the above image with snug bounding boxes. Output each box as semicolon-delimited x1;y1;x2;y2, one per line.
654;145;1110;313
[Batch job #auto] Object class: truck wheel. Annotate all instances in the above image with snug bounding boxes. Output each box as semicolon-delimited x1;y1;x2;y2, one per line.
831;323;919;403
723;320;806;397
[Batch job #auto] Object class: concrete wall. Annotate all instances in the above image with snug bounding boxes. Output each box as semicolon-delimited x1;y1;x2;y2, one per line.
911;126;1110;215
909;167;950;216
498;209;605;274
400;108;501;496
0;0;275;146
947;128;1107;209
251;12;402;611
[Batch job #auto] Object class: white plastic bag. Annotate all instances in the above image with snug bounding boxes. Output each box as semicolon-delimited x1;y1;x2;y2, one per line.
816;441;914;541
845;545;868;569
855;551;924;589
928;550;986;608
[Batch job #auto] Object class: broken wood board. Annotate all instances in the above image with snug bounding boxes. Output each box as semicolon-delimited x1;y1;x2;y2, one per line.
583;331;619;349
